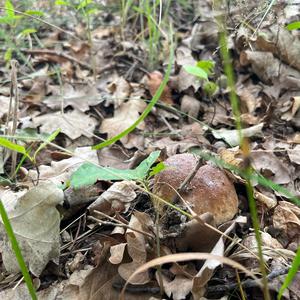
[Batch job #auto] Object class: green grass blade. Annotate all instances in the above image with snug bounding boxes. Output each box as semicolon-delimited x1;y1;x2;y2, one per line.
0;137;27;155
277;246;300;300
92;39;174;150
0;200;37;300
33;128;61;162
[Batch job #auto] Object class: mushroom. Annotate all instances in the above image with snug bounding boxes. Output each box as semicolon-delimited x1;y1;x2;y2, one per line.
153;153;239;225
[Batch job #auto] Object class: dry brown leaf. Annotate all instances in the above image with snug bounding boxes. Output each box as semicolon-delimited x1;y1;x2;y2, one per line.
180;95;201;123
255;25;300;72
159;274;193;300
88;181;137;216
0;183;64;276
44;84;104;112
146;71;174;105
32;109;97;140
288;145;300;165
240;51;300;89
107;76;131;108
109;243;127;264
251;151;291;184
27;146;98;185
100;99;146;148
118;214;150;284
273;201;300;245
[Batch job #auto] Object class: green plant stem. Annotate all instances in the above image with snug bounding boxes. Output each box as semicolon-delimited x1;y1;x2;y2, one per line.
215;2;270;298
0;200;37;300
245;167;270;299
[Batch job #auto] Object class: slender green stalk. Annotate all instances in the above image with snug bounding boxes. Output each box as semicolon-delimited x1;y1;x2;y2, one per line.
0;200;37;300
215;1;270;298
278;246;300;299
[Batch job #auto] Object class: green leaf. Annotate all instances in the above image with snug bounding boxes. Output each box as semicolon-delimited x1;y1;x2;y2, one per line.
149;162;165;178
204;81;217;96
0;16;13;24
24;10;44;17
183;65;208;80
54;0;70;5
0;137;27;155
70;150;161;188
77;0;92;10
196;60;215;75
4;48;12;62
286;21;300;31
5;0;15;18
20;28;37;36
277;246;300;299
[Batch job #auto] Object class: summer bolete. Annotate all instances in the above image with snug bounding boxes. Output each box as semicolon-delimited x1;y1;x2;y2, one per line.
153;153;239;225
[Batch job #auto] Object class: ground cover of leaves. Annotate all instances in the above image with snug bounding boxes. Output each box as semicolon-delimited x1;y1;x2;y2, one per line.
0;1;299;299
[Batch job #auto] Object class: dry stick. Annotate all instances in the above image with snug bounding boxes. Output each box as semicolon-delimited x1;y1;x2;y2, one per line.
9;60;19;179
171;156;203;203
91;210;155;239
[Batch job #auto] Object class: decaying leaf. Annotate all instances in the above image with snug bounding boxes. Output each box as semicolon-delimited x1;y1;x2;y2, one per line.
0;182;64;276
118;214;151;284
100;99;147;148
88;181;137;216
212;123;264;146
146;71;173;105
251;151;291;184
32;110;97;140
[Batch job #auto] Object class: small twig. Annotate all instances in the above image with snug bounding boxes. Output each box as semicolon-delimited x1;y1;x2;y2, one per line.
9;60;19;179
89;214;155;240
172;156;203;203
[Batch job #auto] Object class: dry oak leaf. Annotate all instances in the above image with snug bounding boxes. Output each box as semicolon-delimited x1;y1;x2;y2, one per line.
100;99;147;145
146;71;174;105
32;109;97;140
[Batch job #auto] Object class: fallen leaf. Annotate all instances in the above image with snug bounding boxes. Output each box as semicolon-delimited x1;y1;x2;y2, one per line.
180;95;201;123
146;71;173;105
288;145;300;165
88;181;137;215
251;151;291;184
0;182;64;276
100;99;147;148
212;123;264;146
32;109;97;140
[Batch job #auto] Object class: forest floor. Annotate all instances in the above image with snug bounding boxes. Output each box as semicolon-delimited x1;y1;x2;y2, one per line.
0;1;299;299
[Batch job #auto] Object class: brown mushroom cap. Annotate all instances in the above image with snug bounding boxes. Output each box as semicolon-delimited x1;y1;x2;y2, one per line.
153;153;239;225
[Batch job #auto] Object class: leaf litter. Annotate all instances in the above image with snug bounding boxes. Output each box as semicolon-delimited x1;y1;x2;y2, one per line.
0;1;300;300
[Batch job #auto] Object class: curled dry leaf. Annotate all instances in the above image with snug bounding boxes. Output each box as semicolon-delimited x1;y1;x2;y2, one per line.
212;123;264;147
107;76;131;109
153;153;239;225
88;181;137;216
0;182;64;276
273;201;300;246
146;71;174;105
118;214;150;284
